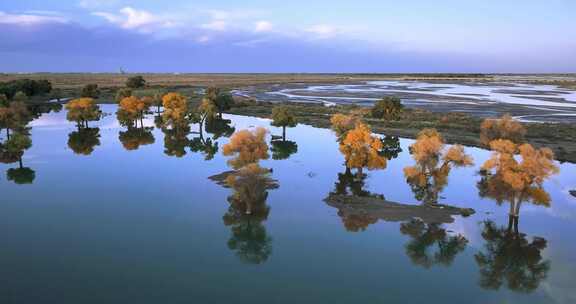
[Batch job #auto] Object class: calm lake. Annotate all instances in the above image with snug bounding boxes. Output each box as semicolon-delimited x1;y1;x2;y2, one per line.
1;104;575;303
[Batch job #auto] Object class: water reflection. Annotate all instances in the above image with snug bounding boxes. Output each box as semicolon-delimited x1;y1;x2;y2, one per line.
270;140;298;160
223;165;276;264
162;126;190;158
205;118;235;139
119;127;155;151
68;128;101;155
475;220;550;293
400;219;467;269
0;132;35;184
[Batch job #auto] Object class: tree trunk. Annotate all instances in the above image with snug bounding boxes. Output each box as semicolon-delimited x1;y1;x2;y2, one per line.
282;126;286;141
19;156;23;169
199;121;204;140
509;199;516;217
6;128;10;141
514;199;523;217
507;214;514;232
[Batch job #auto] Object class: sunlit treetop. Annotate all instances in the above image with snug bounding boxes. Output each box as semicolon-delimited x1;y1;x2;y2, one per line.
330;113;361;142
65;98;101;127
162;92;188;128
480;114;526;147
482;139;558;193
339;122;386;172
403;128;473;205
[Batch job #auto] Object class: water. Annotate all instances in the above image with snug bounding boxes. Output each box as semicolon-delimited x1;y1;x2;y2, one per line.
237;81;576;123
1;105;575;303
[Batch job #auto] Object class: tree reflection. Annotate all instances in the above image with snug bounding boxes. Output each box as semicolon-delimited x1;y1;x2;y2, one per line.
7;166;35;184
118;127;155;151
162;125;190;158
189;135;218;160
215;128;276;264
1;132;35;184
68;128;101;155
331;167;372;198
400;219;467;268
475;220;550;293
379;135;402;160
223;164;274;264
270;140;298;160
327;136;403;232
205;118;235;139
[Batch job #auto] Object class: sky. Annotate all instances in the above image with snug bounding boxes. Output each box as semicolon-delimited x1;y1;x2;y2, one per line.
0;0;575;73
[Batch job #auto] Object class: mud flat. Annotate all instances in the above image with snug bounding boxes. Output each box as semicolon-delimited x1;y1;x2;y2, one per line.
325;194;475;224
235;80;576;123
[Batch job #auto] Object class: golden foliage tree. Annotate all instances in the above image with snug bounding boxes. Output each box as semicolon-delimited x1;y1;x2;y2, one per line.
65;98;101;129
222;127;269;169
339;122;386;174
117;96;150;128
404;128;473;205
480;139;558;217
330;114;360;142
480;114;526;146
161;92;189;131
196;97;218;131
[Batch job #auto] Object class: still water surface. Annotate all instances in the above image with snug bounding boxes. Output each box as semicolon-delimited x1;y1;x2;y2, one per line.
1;105;575;303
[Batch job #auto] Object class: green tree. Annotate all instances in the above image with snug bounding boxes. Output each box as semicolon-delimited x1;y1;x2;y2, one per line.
115;88;133;103
80;84;100;98
126;75;146;89
2;132;33;183
13;91;28;103
371;96;403;120
50;88;63;102
0;94;8;106
270;105;297;141
0;101;31;140
150;90;164;113
194;98;217;136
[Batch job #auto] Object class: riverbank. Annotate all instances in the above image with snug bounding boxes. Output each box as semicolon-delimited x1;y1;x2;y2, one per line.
224;100;576;163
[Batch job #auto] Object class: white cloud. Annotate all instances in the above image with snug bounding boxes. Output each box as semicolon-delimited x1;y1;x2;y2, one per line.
92;7;172;31
196;35;211;43
306;24;339;37
200;20;227;31
254;21;273;32
78;0;119;9
0;11;68;25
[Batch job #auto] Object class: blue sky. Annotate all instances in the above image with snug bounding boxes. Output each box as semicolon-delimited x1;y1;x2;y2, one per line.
1;0;575;72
